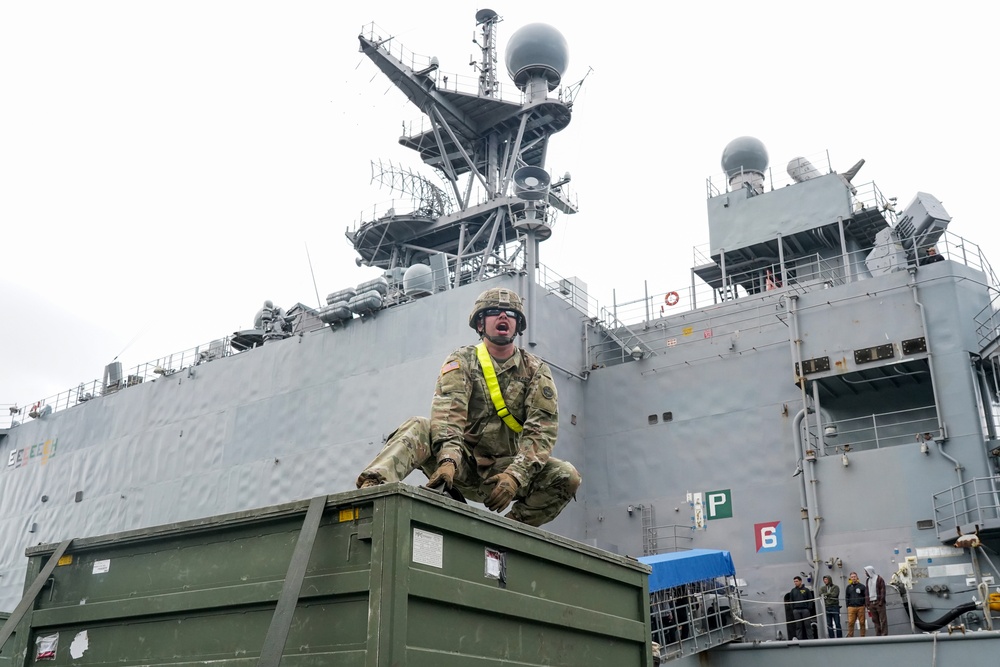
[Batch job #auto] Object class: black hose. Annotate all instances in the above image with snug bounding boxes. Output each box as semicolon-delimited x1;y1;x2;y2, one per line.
893;584;978;631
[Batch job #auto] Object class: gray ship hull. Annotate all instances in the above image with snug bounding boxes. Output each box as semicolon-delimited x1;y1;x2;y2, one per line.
4;8;1000;665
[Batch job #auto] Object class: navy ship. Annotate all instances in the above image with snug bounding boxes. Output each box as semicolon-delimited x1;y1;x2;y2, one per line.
3;7;999;664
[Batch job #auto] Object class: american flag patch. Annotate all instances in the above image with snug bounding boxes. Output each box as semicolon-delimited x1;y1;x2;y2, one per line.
440;360;460;374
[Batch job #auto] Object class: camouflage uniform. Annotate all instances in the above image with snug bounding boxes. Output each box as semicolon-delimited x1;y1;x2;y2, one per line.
358;345;580;526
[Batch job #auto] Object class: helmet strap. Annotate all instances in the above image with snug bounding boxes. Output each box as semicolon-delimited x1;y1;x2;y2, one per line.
483;333;515;346
478;319;515;346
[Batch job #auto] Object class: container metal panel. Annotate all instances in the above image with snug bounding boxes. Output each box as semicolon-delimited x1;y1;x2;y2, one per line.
2;485;651;667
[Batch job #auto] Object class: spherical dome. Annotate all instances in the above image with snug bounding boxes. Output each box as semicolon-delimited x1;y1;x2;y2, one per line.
402;264;433;298
721;136;769;177
505;23;569;90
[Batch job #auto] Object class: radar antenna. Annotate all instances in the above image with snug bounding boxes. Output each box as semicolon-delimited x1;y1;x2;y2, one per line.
560;66;593;105
370;159;452;218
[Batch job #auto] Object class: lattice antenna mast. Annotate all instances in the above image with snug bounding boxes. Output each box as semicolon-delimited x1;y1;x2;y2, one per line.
370;159;451;217
473;9;502;98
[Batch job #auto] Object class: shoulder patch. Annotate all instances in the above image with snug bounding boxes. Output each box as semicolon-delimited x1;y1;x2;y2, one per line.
542;386;554;400
440;360;460;375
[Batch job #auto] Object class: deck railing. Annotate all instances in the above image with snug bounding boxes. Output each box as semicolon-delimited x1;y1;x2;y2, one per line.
4;225;995;428
588;227;997;367
3;340;235;430
815;406;939;454
932;475;1000;539
649;577;744;662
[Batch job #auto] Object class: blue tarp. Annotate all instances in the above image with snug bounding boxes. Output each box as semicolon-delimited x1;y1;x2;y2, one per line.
639;549;737;593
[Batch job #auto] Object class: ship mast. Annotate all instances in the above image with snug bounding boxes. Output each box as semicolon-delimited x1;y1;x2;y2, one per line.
474;9;501;98
350;11;578;301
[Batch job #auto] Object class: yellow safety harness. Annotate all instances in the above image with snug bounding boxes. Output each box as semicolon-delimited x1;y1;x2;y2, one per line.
475;342;523;433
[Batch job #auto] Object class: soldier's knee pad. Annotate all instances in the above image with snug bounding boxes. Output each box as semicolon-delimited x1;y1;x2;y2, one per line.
562;462;582;495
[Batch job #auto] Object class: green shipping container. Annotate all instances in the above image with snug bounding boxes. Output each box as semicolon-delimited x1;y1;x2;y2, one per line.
0;484;651;666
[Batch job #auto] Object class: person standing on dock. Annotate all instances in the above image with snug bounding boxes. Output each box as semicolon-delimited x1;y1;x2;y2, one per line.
789;576;815;639
844;572;868;637
819;575;842;638
865;565;889;636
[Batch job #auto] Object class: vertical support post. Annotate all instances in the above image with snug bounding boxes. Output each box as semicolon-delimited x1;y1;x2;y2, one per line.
0;539;73;651
837;217;851;284
720;250;727;301
526;230;537;347
257;496;327;667
644;280;650;327
777;233;786;288
971;547;993;631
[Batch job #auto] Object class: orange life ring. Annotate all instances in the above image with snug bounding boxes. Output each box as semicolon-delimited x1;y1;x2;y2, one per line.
665;291;680;307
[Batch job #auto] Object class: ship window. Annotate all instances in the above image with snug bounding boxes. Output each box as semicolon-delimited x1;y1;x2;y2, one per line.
663;412;673;422
916;519;934;530
648;414;659;425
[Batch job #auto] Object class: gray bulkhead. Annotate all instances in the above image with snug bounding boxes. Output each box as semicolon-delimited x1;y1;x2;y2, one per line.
578;186;996;638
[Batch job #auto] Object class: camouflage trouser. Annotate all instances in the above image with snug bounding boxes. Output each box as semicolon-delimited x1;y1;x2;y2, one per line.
357;416;581;527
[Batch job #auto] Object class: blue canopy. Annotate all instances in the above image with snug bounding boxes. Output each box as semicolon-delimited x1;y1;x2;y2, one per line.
639;549;737;593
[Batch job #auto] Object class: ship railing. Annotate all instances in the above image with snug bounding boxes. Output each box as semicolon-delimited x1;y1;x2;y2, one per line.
976;298;1000;358
851;180;900;226
350;199;441;234
645;524;695;556
649;577;744;662
3;339;237;429
814;405;939;454
358;22;523;104
592;250;844;331
973;297;1000;357
593;306;656;365
935;230;1000;287
683;250;855;315
535;262;599;318
932;476;1000;540
601;227;999;345
587;282;795;367
348;180;578;235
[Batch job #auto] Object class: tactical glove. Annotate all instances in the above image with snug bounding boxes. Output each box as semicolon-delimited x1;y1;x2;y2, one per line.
483;472;518;512
425;458;457;490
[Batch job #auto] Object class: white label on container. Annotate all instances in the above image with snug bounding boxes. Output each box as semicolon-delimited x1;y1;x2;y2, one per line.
412;528;443;568
92;559;110;574
35;633;58;660
485;548;502;578
70;631;89;659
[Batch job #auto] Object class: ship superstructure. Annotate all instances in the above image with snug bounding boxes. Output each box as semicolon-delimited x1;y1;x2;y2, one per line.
2;9;1000;662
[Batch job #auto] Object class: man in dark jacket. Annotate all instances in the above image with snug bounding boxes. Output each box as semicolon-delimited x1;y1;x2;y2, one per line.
864;565;888;635
789;576;815;639
844;572;868;637
819;575;842;638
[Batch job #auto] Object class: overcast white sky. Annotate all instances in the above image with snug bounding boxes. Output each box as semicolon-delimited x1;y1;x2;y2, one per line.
2;1;997;411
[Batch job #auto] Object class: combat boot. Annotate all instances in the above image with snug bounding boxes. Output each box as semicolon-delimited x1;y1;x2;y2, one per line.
357;472;385;489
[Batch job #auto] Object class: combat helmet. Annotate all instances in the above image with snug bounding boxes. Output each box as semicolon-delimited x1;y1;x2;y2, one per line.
469;287;526;334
